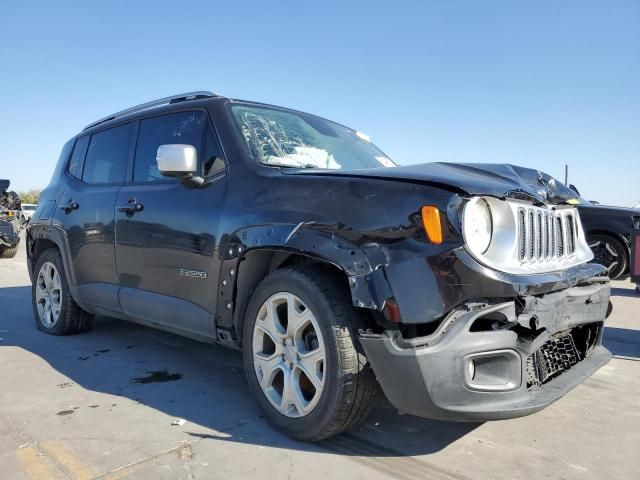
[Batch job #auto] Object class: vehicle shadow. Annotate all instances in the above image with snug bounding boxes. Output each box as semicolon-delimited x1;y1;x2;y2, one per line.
603;326;640;359
0;285;479;458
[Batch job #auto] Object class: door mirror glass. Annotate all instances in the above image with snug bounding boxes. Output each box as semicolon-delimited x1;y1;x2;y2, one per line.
156;144;197;177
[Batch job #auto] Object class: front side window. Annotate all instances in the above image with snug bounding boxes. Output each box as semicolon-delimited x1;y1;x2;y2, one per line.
204;126;225;177
134;111;206;183
229;105;396;170
83;123;134;184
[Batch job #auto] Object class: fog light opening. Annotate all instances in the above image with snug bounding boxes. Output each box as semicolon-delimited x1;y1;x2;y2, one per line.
464;350;522;391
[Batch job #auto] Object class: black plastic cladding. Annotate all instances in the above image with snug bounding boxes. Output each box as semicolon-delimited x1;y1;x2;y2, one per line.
27;95;609;347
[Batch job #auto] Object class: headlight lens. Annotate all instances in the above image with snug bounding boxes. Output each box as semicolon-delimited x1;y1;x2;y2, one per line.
463;197;493;255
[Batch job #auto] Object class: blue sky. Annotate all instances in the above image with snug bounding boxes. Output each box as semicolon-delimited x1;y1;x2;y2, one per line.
1;1;638;206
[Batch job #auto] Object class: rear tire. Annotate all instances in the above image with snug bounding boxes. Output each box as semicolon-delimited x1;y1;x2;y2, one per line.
588;234;628;279
32;248;93;335
242;265;378;441
0;245;18;258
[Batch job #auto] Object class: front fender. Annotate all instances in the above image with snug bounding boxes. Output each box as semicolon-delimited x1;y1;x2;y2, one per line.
214;223;396;335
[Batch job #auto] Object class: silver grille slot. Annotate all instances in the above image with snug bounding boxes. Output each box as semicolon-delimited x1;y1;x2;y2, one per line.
544;213;551;258
566;214;575;254
536;212;543;260
518;209;526;261
528;210;535;260
556;216;564;257
516;207;578;265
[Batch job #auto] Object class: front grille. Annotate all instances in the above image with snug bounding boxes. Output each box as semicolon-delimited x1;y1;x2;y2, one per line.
527;334;579;387
517;207;577;264
526;323;601;389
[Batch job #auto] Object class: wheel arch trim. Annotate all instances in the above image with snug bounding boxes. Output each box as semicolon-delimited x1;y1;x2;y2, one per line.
27;224;82;302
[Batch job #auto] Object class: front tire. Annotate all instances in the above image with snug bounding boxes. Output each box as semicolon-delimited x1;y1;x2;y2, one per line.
242;265;378;441
588;234;628;279
32;248;93;335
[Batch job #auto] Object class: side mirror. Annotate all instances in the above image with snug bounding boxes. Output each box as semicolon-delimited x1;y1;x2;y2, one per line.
156;144;197;177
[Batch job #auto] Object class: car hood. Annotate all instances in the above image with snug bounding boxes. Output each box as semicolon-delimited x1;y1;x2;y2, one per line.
285;162;578;205
578;204;640;216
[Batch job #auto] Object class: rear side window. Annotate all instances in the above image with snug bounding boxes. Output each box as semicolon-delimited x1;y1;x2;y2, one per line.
67;136;89;179
134;111;206;183
83;123;134;184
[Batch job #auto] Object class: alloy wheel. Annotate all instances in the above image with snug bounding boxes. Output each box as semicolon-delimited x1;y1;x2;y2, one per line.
252;292;326;418
35;261;63;328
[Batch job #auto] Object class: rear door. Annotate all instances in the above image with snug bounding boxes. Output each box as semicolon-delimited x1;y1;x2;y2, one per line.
54;122;135;313
114;110;227;337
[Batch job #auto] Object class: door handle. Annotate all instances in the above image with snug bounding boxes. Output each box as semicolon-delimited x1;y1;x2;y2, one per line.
117;198;144;214
59;199;79;212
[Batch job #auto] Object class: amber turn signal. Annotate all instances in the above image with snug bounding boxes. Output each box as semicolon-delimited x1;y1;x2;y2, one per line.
421;206;443;244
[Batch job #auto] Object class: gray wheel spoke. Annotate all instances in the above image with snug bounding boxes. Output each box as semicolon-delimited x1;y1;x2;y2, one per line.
297;349;324;390
52;271;62;291
42;269;52;291
258;300;285;339
286;294;305;337
281;368;305;415
254;324;280;347
35;282;48;302
254;353;283;389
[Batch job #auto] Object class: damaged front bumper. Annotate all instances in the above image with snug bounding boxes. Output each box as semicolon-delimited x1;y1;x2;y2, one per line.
0;219;20;247
359;280;611;421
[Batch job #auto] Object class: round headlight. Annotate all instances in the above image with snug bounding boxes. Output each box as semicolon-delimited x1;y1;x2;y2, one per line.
463;197;493;255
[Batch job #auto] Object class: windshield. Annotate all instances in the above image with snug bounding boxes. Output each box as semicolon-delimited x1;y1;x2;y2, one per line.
230;105;396;170
23;205;37;211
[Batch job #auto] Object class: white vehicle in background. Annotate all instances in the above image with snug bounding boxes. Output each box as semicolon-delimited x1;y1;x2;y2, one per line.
21;204;38;221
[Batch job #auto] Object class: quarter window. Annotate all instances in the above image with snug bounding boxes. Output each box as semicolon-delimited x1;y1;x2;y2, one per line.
83;123;134;184
134;112;206;183
67;136;89;179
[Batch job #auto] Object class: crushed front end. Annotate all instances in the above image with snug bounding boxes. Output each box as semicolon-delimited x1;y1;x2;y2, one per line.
358;194;612;421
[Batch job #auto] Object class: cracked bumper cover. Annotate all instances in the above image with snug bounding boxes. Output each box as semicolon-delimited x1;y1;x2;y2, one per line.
0;220;20;247
359;280;611;421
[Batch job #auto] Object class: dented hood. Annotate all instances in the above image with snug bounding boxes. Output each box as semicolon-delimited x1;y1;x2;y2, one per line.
286;162;578;205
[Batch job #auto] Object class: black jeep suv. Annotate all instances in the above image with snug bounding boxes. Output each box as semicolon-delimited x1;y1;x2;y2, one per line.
27;91;612;441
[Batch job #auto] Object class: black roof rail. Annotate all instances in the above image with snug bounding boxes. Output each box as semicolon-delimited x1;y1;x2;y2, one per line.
82;91;218;131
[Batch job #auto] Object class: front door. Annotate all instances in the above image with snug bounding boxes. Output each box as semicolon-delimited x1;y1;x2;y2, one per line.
115;110;227;337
